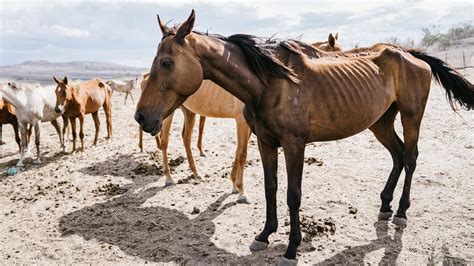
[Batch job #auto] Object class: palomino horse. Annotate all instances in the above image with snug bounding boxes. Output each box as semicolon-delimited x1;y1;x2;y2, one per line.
135;11;473;262
312;32;341;52
53;77;113;152
106;79;136;105
1;82;68;166
0;98;20;150
139;74;251;203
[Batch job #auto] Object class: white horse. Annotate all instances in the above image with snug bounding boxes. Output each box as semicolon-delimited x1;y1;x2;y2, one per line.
0;82;67;166
105;79;136;105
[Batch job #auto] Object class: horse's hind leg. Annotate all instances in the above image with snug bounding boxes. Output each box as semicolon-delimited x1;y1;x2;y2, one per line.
181;107;200;178
369;103;404;220
91;111;100;145
50;119;63;150
103;95;112;140
197;116;206;157
129;91;135;104
230;116;252;204
124;93;128;105
33;122;41;164
391;111;423;226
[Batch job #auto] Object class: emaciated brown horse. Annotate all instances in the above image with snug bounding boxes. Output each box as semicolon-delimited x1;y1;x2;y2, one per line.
135;11;473;263
54;77;113;152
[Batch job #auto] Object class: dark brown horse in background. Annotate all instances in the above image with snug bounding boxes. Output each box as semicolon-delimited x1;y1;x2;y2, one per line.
135;11;473;263
0;98;21;150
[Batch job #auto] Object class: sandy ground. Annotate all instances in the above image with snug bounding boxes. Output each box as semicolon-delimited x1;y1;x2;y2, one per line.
0;72;473;264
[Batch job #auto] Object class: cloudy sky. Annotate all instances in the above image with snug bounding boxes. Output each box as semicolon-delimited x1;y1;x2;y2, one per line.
0;0;472;67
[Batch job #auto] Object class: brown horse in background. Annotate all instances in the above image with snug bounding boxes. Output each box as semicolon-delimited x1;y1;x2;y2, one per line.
54;77;112;152
136;11;473;262
0;98;20;150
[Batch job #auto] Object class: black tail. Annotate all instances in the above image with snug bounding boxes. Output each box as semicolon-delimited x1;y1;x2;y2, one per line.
408;50;474;111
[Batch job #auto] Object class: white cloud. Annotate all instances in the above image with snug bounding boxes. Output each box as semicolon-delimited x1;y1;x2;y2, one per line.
50;24;90;38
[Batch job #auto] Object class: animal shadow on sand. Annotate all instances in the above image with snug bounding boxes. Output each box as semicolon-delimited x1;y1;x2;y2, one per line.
316;221;404;265
58;174;296;264
0;151;67;181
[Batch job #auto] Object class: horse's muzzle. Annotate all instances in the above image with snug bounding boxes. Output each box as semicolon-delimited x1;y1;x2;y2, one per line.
135;111;162;136
54;106;61;113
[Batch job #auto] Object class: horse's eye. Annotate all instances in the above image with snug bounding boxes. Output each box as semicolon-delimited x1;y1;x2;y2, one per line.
161;59;173;69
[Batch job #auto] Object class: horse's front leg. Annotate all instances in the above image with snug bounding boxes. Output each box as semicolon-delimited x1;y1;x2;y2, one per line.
16;123;28;167
78;114;85;153
33;122;41;164
281;138;305;263
250;138;278;251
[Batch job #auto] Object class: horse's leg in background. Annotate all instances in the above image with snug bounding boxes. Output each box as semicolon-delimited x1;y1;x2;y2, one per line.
103;93;113;140
160;111;175;186
78;114;85;153
129;91;135;104
12;120;21;151
16;122;28;167
25;124;33;154
230;116;252;203
91;111;100;145
50;119;63;150
61;114;69;151
197;116;206;157
70;117;77;152
33;122;41;164
138;126;144;152
0;124;3;145
250;138;278;251
369;103;404;220
155;132;162;150
124;92;128;105
181;106;200;178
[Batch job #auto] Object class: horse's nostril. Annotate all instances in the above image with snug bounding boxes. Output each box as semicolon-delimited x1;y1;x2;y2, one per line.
135;112;145;125
55;107;61;113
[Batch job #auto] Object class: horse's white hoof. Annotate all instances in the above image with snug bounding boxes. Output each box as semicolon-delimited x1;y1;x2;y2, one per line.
278;257;298;266
16;162;24;168
378;211;393;220
33;159;42;165
200;152;206;157
164;180;176;187
392;216;407;226
231;187;239;194
249;239;269;251
237;195;250;204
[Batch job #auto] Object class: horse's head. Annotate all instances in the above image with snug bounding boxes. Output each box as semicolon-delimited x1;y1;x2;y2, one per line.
313;33;342;52
53;76;73;113
135;10;203;136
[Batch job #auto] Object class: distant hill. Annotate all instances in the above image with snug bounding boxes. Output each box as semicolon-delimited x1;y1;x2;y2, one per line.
0;60;148;84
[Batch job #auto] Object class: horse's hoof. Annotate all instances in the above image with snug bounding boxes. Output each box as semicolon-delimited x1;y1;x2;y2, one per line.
249;239;269;251
378;211;393;220
237;195;250;204
392;216;407;226
278;257;298;266
16;162;24;168
200;152;206;157
231;187;239;194
33;159;42;165
164;180;176;187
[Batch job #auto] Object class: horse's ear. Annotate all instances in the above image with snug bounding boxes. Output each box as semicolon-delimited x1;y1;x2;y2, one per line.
53;76;61;84
335;32;339;40
328;33;336;47
175;9;195;44
63;76;68;85
157;14;169;36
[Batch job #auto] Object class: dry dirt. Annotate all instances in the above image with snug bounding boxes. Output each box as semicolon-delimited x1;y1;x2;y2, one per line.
0;72;473;264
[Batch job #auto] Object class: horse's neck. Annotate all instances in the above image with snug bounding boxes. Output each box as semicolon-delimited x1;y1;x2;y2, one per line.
195;36;265;108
